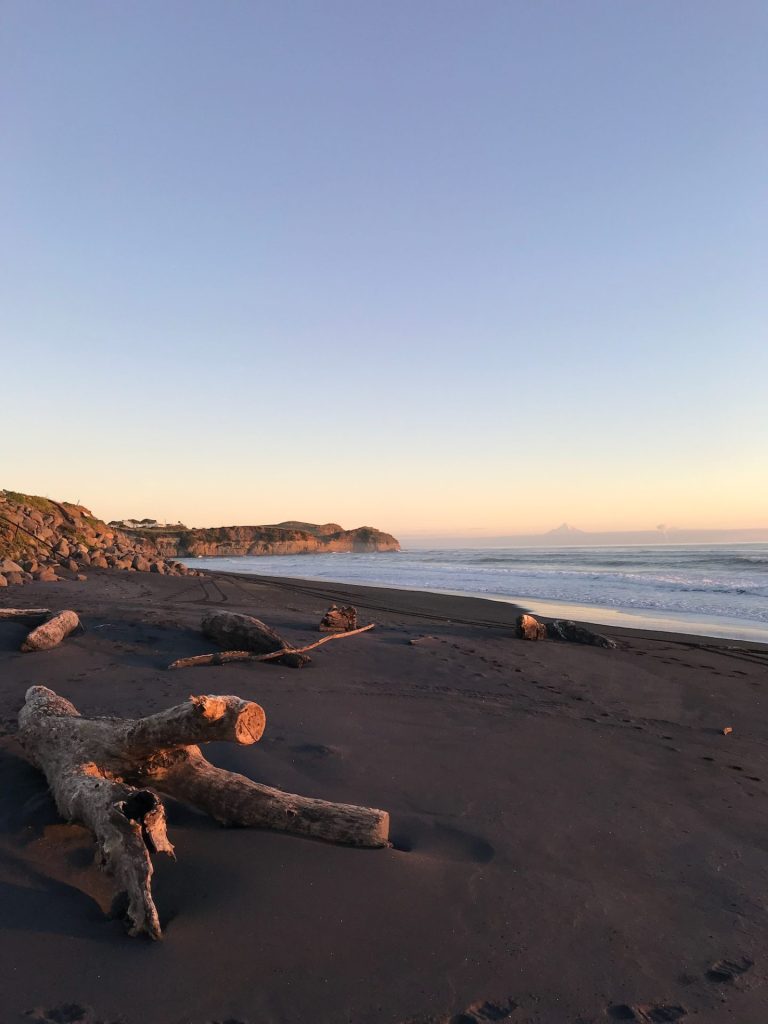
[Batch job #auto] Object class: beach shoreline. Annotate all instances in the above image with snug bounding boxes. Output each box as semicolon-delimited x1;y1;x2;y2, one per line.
182;541;768;647
1;567;767;1023
206;567;768;650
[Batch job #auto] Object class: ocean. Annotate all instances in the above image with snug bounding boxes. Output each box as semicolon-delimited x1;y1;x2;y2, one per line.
183;544;768;643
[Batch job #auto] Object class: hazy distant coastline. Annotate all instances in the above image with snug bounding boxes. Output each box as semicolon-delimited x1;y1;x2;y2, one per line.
398;527;768;549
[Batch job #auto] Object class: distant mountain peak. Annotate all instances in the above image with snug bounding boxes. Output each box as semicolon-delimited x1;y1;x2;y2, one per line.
546;522;585;535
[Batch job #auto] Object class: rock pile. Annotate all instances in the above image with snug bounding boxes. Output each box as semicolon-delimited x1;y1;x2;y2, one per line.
0;490;203;588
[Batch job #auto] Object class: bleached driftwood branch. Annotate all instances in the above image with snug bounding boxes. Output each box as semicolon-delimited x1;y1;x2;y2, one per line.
169;622;375;670
17;686;389;939
0;608;51;622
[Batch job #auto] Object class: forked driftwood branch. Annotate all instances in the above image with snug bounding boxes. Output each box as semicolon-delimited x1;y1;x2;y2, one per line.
169;621;375;670
18;686;389;939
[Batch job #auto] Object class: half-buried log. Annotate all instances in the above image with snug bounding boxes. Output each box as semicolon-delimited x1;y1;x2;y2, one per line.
547;619;617;648
201;610;309;667
17;687;389;939
20;609;80;651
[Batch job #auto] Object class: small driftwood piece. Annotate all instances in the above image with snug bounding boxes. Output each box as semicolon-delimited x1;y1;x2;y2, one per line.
517;613;548;641
18;686;389;939
0;608;51;623
202;610;309;667
21;609;80;651
319;604;358;632
169;621;375;670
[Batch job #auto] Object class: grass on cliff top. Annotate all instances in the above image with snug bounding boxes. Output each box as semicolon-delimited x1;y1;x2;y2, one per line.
2;490;56;514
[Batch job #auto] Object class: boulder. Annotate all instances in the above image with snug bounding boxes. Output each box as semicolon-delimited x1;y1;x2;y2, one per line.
517;613;547;641
132;555;151;572
150;560;166;574
0;573;7;587
90;553;109;569
33;567;58;582
55;539;70;558
5;572;24;585
0;558;23;574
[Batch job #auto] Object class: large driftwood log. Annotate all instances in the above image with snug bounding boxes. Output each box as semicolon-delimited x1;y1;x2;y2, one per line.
169;622;375;670
202;610;309;667
18;687;389;939
21;609;80;651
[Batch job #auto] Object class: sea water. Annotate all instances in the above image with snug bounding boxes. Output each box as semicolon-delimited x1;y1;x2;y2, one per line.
183;544;768;643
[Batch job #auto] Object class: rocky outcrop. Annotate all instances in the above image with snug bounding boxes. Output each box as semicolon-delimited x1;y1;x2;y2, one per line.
122;523;400;558
0;491;199;587
0;490;399;588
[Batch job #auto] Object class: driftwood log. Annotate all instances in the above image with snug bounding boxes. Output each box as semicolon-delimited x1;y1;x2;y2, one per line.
21;609;80;651
0;608;51;623
516;613;617;649
170;622;375;670
202;611;309;667
18;687;389;939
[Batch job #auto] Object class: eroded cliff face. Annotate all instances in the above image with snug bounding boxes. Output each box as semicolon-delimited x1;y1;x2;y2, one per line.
0;491;399;587
0;490;198;586
130;523;400;558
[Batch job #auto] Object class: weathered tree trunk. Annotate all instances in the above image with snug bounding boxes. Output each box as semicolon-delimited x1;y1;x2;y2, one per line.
21;609;80;651
17;687;389;939
201;610;309;667
169;622;375;670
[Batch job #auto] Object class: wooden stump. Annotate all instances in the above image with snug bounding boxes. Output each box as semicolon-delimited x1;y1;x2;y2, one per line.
319;605;358;632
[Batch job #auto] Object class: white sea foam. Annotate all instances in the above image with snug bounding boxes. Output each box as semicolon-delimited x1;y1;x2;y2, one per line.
183;543;768;642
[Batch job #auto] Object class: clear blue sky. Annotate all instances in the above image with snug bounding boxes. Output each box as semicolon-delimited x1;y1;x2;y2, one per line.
1;1;766;533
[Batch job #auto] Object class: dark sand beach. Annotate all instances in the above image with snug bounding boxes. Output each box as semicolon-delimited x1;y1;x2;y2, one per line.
1;568;767;1024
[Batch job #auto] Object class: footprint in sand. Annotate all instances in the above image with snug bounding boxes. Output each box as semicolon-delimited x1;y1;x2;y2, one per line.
391;820;495;864
706;955;754;984
290;742;341;760
608;1005;686;1022
449;998;518;1023
25;1005;120;1024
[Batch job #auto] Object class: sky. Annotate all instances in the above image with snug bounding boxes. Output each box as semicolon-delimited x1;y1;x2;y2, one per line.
1;1;766;536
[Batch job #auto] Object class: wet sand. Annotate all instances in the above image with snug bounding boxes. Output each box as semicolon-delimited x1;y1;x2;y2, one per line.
1;568;767;1024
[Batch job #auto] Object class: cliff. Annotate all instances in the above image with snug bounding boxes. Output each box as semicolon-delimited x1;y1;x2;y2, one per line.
121;522;400;558
0;490;399;580
0;490;197;586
